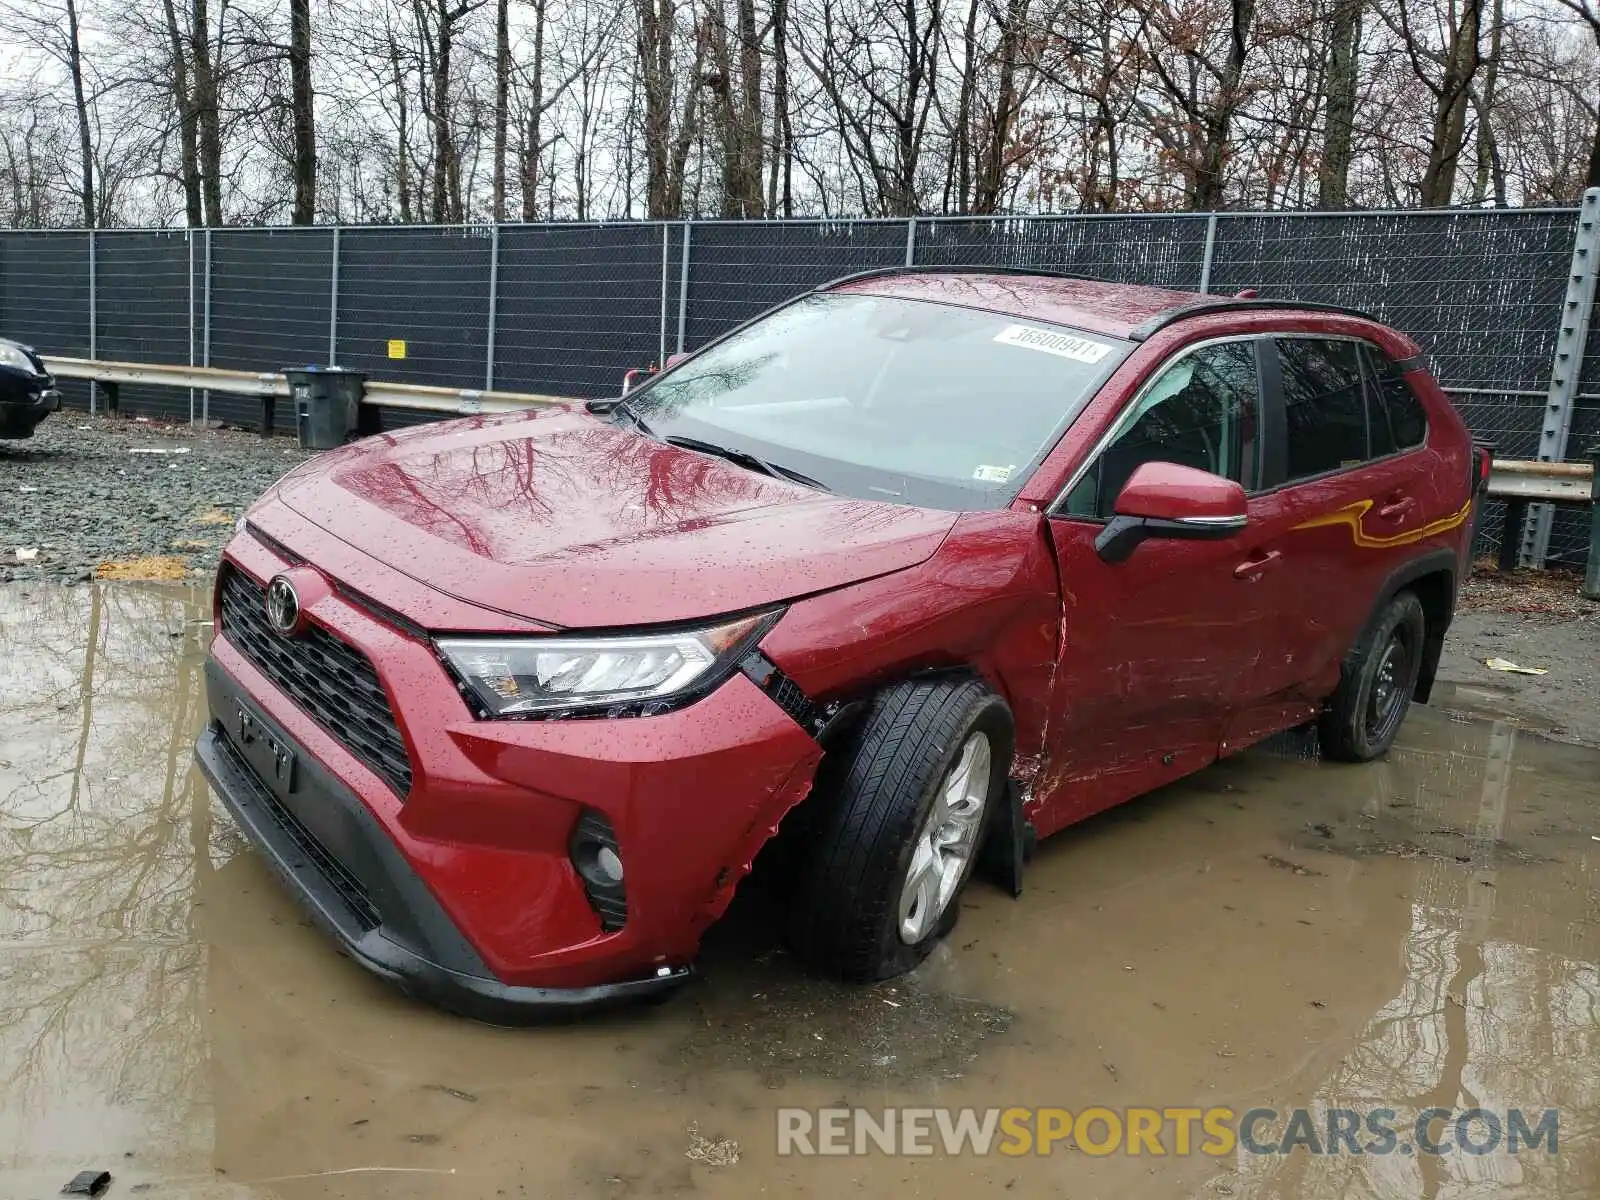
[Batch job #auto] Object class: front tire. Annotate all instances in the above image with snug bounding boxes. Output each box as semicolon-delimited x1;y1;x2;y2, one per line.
1318;589;1426;762
789;678;1012;982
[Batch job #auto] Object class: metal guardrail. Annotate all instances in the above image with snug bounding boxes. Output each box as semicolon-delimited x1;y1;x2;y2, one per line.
1485;456;1600;597
1485;458;1594;504
41;356;573;421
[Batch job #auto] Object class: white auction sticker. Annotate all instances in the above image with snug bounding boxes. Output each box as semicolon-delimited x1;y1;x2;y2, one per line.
972;464;1015;483
993;324;1113;363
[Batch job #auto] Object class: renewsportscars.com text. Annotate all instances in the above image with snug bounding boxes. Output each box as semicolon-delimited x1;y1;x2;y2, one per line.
776;1106;1559;1158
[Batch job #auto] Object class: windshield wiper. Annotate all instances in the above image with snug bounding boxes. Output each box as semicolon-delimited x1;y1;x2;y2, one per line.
589;396;658;439
593;402;828;492
664;434;830;492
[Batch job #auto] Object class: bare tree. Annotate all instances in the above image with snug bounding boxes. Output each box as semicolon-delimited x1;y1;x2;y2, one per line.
64;0;96;226
1548;0;1600;186
0;0;99;225
636;0;705;217
193;0;225;223
1387;0;1485;206
0;0;1597;224
799;0;944;214
768;0;794;214
1319;0;1362;207
702;0;765;215
1129;0;1262;210
412;0;486;222
489;0;508;218
157;0;204;224
290;0;316;221
972;0;1035;213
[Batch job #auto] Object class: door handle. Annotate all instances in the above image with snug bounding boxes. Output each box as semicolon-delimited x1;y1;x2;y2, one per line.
1234;550;1282;579
1377;496;1416;521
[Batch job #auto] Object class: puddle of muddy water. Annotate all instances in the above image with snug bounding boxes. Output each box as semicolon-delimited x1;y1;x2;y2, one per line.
1;582;1598;1199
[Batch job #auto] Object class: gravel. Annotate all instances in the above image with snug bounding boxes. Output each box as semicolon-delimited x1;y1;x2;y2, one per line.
0;414;310;583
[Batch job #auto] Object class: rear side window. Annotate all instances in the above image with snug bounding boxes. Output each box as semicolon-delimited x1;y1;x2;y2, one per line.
1363;345;1428;454
1277;338;1368;479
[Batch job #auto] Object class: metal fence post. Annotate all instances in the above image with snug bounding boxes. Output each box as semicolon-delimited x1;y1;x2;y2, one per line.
485;223;500;390
202;228;212;424
188;231;196;423
1585;443;1600;600
659;223;670;367
1198;213;1219;294
904;216;917;266
87;229;96;415
1524;186;1600;567
676;221;691;355
328;225;340;366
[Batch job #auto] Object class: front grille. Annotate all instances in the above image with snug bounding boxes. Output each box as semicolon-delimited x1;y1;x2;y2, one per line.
213;725;381;931
219;567;414;797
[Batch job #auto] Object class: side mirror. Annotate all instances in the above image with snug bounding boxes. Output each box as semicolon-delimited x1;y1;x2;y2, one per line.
620;366;656;395
620;352;689;395
1094;462;1247;563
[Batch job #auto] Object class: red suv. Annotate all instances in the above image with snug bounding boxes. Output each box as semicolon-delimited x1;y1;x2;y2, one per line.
195;269;1479;1021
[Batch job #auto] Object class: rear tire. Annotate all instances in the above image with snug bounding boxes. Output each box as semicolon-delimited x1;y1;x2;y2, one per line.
1318;589;1426;762
789;677;1012;982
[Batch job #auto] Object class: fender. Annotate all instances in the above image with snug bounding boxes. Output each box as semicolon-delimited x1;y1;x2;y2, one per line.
1345;548;1458;705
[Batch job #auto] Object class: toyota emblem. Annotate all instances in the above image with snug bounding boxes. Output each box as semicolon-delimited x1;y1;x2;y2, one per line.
264;575;302;636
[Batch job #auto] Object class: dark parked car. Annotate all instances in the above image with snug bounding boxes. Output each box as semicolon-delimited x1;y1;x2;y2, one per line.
0;337;61;438
194;269;1482;1022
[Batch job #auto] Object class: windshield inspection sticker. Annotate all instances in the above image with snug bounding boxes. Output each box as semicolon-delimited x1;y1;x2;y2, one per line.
973;464;1015;483
993;324;1113;363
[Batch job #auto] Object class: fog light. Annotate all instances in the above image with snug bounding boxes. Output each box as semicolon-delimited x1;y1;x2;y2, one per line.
594;846;624;883
573;841;624;886
569;809;627;931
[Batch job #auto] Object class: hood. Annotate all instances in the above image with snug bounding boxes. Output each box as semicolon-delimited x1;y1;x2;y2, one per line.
276;408;957;628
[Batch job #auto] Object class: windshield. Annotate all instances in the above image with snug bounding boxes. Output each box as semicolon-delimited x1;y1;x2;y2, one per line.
625;292;1130;509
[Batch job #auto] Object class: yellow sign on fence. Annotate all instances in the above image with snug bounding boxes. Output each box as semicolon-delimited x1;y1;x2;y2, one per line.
387;339;407;360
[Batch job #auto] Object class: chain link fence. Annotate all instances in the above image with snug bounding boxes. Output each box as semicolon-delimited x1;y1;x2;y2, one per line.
2;207;1596;566
207;228;332;427
917;214;1212;289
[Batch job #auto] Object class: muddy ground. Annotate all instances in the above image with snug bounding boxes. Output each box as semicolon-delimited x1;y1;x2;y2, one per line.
1437;568;1600;749
1;581;1597;1200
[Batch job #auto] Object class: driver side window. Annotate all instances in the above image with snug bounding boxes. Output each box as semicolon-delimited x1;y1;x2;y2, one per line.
1063;340;1260;519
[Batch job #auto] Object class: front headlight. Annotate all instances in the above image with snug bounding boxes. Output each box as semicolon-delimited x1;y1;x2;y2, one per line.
0;343;37;374
436;610;779;718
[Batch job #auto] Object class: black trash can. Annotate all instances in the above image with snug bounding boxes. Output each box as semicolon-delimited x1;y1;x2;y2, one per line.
282;365;367;450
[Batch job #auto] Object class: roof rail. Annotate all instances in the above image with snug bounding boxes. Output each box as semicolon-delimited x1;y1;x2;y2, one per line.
811;268;1385;339
1128;297;1384;341
813;264;1101;292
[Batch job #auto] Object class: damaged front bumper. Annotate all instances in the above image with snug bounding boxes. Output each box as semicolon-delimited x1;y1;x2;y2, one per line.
195;537;825;1020
194;677;693;1022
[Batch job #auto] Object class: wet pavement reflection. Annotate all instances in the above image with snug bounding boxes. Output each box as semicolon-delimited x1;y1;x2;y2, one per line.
1;583;1597;1198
